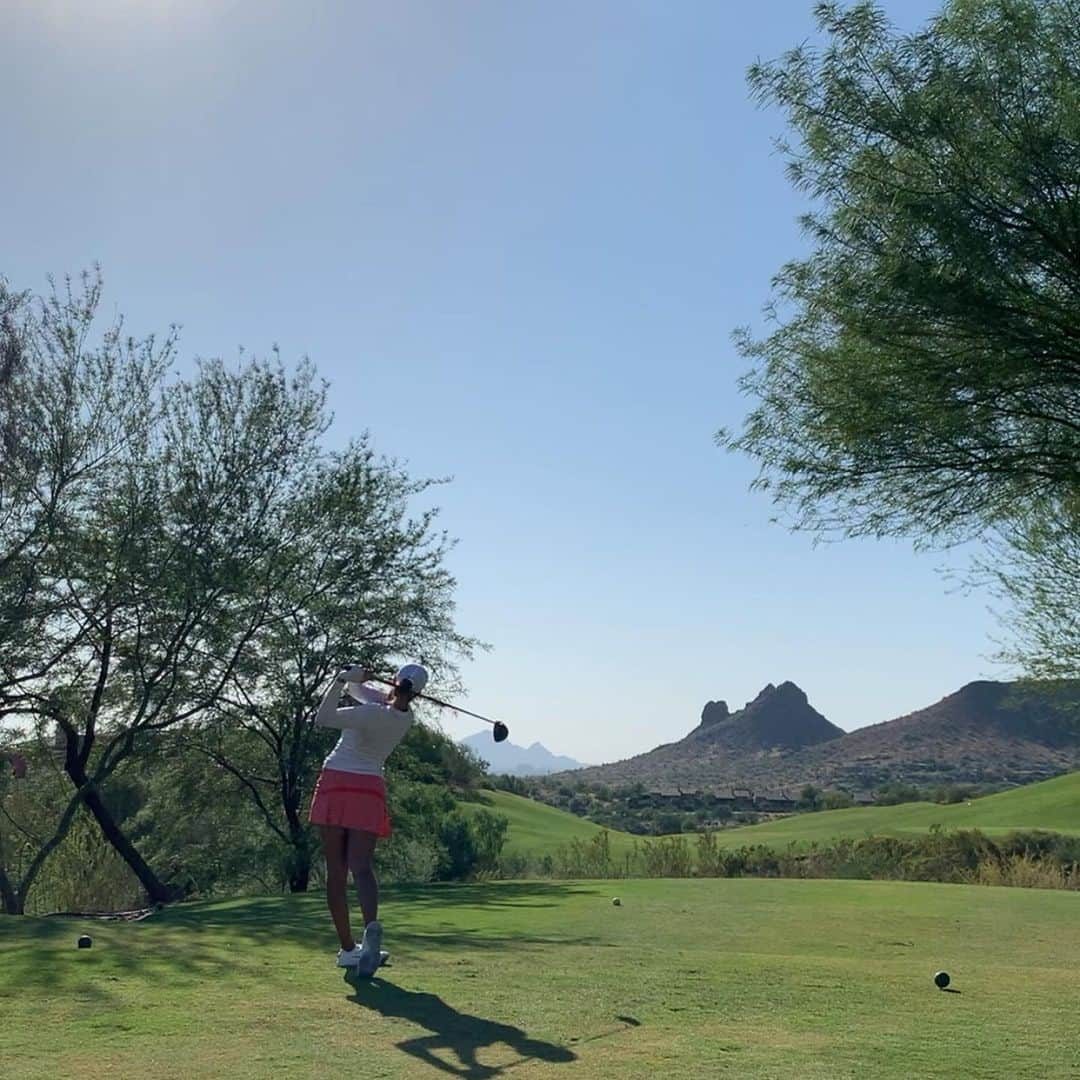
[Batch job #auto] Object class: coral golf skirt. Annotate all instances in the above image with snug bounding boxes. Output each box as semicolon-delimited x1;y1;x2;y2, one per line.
308;769;391;837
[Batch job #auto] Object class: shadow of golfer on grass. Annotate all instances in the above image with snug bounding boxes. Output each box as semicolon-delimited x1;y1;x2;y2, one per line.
348;974;577;1078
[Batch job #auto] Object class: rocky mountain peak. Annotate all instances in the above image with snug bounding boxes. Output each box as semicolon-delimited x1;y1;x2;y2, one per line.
700;700;730;726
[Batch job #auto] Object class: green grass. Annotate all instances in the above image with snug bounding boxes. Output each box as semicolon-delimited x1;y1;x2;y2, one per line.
3;879;1078;1078
708;770;1080;850
468;773;1080;859
467;790;636;858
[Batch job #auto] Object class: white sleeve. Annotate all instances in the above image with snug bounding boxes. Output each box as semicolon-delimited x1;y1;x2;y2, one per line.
313;677;347;728
316;702;394;732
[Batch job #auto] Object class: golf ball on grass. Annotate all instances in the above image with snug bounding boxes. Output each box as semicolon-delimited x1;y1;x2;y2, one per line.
933;971;950;989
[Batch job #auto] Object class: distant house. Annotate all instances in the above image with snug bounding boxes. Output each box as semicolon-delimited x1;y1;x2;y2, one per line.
630;785;872;815
755;792;798;813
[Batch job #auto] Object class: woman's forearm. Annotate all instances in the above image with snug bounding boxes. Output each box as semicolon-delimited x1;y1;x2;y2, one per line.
314;674;348;728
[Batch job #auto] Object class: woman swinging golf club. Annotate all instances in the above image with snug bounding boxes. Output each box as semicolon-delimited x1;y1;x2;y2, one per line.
309;662;428;975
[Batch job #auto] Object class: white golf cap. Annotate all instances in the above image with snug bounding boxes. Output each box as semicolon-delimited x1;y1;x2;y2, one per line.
395;664;428;694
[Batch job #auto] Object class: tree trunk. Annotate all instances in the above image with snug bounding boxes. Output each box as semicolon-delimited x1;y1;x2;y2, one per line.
287;842;311;893
283;781;311;893
65;760;177;905
0;863;21;915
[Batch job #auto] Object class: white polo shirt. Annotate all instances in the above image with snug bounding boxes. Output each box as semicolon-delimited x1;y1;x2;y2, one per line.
315;681;414;777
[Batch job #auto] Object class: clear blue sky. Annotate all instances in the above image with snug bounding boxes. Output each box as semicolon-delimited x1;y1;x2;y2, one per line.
3;0;1010;763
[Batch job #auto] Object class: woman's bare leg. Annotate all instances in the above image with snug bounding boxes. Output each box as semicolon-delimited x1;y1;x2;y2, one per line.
320;825;355;951
346;829;379;926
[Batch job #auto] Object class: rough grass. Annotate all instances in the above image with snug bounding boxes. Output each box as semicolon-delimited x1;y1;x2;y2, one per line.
3;878;1079;1078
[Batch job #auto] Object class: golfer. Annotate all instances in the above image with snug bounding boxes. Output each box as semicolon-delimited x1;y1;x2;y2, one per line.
309;662;427;974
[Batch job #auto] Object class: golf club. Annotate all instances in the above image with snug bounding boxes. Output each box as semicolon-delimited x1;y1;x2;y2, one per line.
367;674;510;743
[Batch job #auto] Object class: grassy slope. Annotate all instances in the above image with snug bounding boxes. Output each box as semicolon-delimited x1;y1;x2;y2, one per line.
468;773;1080;857
466;790;637;857
3;879;1078;1079
707;770;1080;850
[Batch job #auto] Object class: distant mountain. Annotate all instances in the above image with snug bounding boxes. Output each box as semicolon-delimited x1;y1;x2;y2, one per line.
462;732;587;776
561;679;1080;793
799;680;1080;791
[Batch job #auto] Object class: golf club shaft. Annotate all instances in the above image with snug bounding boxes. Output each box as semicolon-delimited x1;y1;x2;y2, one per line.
368;675;501;728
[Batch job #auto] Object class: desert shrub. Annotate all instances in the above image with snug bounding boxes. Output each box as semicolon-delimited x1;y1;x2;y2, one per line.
436;814;480;880
525;826;1078;891
874;782;923;806
638;836;693;877
695;832;725;877
997;830;1080;866
25;809;146;915
495;850;533;879
435;809;509;881
931;785;978;805
969;854;1073;890
470;809;510;877
655;812;685;835
376;835;441;884
821;790;855;810
552;831;618;878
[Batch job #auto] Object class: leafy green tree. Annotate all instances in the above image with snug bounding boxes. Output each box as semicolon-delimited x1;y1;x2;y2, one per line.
0;273;178;910
821;790;855;810
0;740;80;914
467;809;509;878
875;781;923;805
797;784;822;811
123;733;287;899
1;273;339;906
723;0;1080;545
0;274;173;713
977;504;1080;680
183;444;481;892
1;272;488;911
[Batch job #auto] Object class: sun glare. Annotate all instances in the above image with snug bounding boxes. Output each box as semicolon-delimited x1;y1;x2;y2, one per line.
34;0;215;39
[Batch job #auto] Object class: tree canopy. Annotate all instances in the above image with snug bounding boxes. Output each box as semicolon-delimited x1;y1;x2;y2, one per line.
0;271;491;912
723;0;1080;543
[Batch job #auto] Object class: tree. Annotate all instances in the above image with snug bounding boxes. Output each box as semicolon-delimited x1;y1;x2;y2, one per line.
0;739;86;915
0;281;28;458
820;789;854;810
0;272;178;911
183;442;481;892
722;1;1080;544
978;502;1080;679
1;271;485;912
0;274;171;712
2;273;339;906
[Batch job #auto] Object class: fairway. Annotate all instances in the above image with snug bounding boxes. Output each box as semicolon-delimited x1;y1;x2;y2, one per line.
466;773;1080;862
707;770;1080;850
3;879;1077;1079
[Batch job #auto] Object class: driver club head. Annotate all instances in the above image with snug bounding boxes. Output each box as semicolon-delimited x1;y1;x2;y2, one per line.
492;721;509;743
